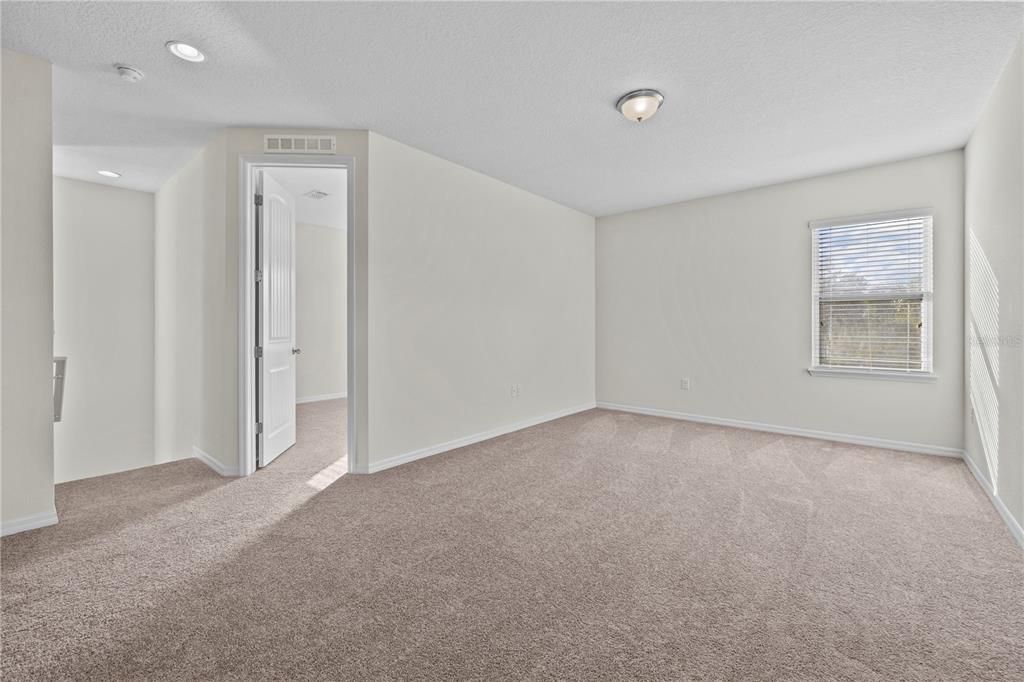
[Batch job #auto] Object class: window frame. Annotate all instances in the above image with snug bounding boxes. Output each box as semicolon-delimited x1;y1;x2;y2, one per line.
808;208;937;382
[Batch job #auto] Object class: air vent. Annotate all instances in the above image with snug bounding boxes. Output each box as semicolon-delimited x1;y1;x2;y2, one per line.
304;190;329;200
264;135;337;155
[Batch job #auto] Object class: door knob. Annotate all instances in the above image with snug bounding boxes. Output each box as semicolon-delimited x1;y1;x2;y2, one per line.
292;347;302;355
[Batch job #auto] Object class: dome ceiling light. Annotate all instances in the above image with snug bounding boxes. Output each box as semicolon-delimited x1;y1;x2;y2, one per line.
616;89;664;123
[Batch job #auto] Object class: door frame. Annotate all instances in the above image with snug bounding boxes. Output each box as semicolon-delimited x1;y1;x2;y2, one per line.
238;154;356;477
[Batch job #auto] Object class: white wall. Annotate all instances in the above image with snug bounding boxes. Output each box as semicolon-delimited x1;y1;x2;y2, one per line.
228;129;370;473
162;129;593;475
160;126;975;481
964;34;1024;534
367;133;596;467
296;222;347;402
597;151;965;452
53;178;156;482
152;129;369;474
1;49;56;534
154;133;227;466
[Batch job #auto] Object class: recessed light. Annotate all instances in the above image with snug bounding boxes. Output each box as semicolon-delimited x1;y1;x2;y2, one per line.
166;41;205;63
616;89;664;123
97;170;122;178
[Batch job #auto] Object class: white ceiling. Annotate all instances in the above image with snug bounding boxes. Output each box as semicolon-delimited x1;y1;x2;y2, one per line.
2;2;1022;216
265;167;347;230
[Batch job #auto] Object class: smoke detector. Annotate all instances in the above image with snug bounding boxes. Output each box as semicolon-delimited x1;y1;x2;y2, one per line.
115;64;145;83
304;190;330;200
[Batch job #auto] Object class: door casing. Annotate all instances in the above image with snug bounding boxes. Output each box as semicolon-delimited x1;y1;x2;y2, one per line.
238;154;356;477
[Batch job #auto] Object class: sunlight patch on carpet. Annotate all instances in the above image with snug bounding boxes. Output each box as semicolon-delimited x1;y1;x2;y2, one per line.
307;457;347;491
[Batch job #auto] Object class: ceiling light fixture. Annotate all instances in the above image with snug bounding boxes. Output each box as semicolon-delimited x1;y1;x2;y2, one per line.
616;89;664;123
166;41;205;62
97;170;122;178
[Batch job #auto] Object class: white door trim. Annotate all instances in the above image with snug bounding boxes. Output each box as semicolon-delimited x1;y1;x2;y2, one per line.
238;154;356;477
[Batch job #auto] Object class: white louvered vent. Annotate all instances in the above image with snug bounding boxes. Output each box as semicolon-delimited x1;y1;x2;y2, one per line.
264;135;337;155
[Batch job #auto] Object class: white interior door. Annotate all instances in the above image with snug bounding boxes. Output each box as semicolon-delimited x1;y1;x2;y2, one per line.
258;170;297;467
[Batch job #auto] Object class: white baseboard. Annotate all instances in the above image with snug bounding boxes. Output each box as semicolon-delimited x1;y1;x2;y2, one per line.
193;446;239;477
962;451;1024;550
367;402;597;474
1;508;58;537
595;401;964;458
297;392;347;405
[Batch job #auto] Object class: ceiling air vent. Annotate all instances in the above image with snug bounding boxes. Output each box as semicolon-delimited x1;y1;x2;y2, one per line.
264;135;337;154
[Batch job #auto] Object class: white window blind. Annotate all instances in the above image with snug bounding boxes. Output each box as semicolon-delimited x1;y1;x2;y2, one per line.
810;211;933;376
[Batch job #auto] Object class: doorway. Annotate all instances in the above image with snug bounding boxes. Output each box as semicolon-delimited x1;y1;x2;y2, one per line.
238;156;354;476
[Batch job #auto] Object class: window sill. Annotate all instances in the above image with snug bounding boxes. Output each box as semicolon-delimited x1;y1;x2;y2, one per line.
807;367;938;383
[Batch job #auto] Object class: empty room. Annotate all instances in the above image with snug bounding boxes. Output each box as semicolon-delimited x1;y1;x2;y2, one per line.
1;1;1022;679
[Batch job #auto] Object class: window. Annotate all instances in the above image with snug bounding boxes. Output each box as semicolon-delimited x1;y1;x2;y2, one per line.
809;210;934;380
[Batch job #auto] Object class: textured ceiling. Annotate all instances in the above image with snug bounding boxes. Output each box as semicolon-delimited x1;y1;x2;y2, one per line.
2;1;1022;216
265;167;347;230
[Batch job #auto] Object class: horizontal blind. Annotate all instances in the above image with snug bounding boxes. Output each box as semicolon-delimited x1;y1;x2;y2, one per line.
812;214;933;372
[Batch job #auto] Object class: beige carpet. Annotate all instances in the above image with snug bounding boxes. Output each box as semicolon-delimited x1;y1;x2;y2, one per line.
2;400;1022;680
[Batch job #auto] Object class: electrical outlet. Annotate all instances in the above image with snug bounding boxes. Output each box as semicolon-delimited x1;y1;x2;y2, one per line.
680;378;691;391
510;383;521;398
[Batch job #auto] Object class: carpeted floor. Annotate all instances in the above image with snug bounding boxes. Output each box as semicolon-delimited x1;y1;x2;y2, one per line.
2;400;1022;680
